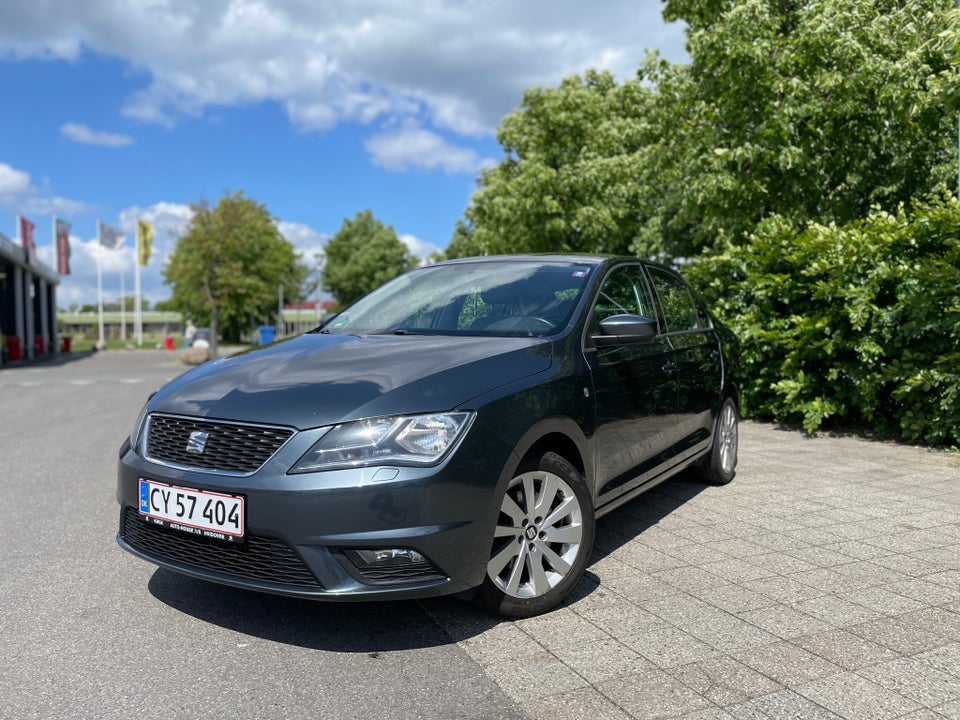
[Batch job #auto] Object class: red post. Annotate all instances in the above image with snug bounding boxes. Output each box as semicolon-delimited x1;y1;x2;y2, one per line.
8;336;22;361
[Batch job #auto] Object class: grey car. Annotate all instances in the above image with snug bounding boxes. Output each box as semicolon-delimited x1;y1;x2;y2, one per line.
117;255;738;618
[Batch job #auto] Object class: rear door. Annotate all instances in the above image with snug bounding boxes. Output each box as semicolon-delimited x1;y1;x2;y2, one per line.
644;265;721;462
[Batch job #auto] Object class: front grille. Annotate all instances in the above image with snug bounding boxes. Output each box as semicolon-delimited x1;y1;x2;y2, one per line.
145;414;294;474
121;507;320;589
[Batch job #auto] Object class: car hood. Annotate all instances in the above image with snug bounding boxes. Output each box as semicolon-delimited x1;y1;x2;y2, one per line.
149;332;553;429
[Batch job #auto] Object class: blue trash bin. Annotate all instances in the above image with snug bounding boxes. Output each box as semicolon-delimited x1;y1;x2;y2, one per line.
258;325;276;345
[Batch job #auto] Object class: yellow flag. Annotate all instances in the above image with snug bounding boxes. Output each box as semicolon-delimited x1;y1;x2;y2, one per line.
137;219;154;267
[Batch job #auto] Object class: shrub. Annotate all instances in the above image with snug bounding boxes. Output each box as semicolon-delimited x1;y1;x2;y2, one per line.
686;194;960;448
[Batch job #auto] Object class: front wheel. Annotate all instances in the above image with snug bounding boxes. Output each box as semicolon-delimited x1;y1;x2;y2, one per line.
697;397;738;485
475;452;595;618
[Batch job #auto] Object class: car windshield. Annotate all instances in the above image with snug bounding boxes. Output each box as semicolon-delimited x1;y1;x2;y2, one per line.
320;260;594;337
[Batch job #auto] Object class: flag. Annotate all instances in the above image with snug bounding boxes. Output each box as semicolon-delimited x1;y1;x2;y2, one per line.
137;219;154;267
56;219;71;275
20;215;36;263
99;221;124;249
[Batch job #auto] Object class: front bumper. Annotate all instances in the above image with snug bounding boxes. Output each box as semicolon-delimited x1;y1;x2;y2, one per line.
116;417;514;601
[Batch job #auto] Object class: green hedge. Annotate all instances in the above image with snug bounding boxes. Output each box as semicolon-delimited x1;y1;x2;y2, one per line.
686;194;960;448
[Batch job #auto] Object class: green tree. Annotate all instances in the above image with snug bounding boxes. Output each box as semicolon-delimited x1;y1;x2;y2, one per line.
163;191;307;355
322;210;417;306
685;193;960;447
463;70;660;258
438;219;480;260
460;1;960;260
647;0;960;256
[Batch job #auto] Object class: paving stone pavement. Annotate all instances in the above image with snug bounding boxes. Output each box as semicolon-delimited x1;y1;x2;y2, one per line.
422;422;960;720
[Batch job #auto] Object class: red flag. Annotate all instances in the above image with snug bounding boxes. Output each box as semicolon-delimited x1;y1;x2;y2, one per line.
20;215;35;263
56;219;71;275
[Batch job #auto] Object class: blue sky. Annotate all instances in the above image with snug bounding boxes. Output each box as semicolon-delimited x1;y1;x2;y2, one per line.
0;2;687;308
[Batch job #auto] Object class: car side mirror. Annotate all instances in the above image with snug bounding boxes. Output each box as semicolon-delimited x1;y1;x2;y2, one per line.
592;314;657;347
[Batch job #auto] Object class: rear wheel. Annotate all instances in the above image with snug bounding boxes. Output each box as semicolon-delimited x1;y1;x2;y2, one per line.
476;451;595;618
697;397;738;485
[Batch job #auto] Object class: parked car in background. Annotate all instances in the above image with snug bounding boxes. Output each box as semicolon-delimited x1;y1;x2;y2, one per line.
117;255;738;617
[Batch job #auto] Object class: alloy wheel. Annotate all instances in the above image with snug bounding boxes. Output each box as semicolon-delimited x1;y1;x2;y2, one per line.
486;470;584;599
718;402;738;474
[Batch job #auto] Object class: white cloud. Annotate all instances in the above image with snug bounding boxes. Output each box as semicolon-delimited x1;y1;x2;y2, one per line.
0;163;31;195
400;233;441;263
0;161;93;216
0;2;688;140
365;122;492;174
278;220;329;270
61;122;133;147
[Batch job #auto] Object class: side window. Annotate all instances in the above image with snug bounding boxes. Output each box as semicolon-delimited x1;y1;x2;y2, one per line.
647;267;701;333
591;265;656;331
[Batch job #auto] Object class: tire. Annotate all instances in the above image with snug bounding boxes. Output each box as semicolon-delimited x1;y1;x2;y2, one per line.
697;397;738;485
475;451;595;618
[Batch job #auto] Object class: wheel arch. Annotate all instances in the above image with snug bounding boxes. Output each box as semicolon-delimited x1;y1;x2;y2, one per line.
724;380;741;413
501;417;592;494
519;431;586;480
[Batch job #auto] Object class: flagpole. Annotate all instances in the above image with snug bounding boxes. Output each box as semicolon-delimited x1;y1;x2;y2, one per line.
97;220;105;347
120;263;126;342
135;218;142;346
52;214;57;356
53;214;60;274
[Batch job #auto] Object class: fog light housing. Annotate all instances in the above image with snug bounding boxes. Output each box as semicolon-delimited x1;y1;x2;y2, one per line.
341;548;446;586
348;548;427;567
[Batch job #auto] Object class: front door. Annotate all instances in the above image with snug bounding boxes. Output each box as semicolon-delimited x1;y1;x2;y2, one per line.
585;264;679;504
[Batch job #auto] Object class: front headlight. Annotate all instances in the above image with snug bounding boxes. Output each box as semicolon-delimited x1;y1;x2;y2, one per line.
289;412;474;473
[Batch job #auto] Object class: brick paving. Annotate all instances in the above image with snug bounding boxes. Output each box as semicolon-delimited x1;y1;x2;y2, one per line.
423;422;960;719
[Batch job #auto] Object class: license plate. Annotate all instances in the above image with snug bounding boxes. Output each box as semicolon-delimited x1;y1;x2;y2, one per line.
138;479;244;542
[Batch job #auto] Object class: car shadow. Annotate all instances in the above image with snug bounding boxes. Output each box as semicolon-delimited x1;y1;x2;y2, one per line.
147;472;710;649
592;471;711;561
563;471;712;602
147;567;503;652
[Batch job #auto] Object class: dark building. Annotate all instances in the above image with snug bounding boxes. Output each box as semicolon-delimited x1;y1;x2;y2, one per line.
0;231;58;365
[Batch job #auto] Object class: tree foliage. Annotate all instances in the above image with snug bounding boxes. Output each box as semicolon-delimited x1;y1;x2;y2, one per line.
322;210;418;306
650;0;960;256
460;0;960;260
163;191;306;354
685;193;960;447
453;70;660;259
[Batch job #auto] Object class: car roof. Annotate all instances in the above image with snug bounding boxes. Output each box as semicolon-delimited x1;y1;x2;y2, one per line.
432;253;621;268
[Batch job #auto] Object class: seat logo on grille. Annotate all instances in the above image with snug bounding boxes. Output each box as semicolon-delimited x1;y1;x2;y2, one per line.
186;430;210;454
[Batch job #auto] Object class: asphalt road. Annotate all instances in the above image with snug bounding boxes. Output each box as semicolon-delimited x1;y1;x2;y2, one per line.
0;350;521;720
3;349;959;720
